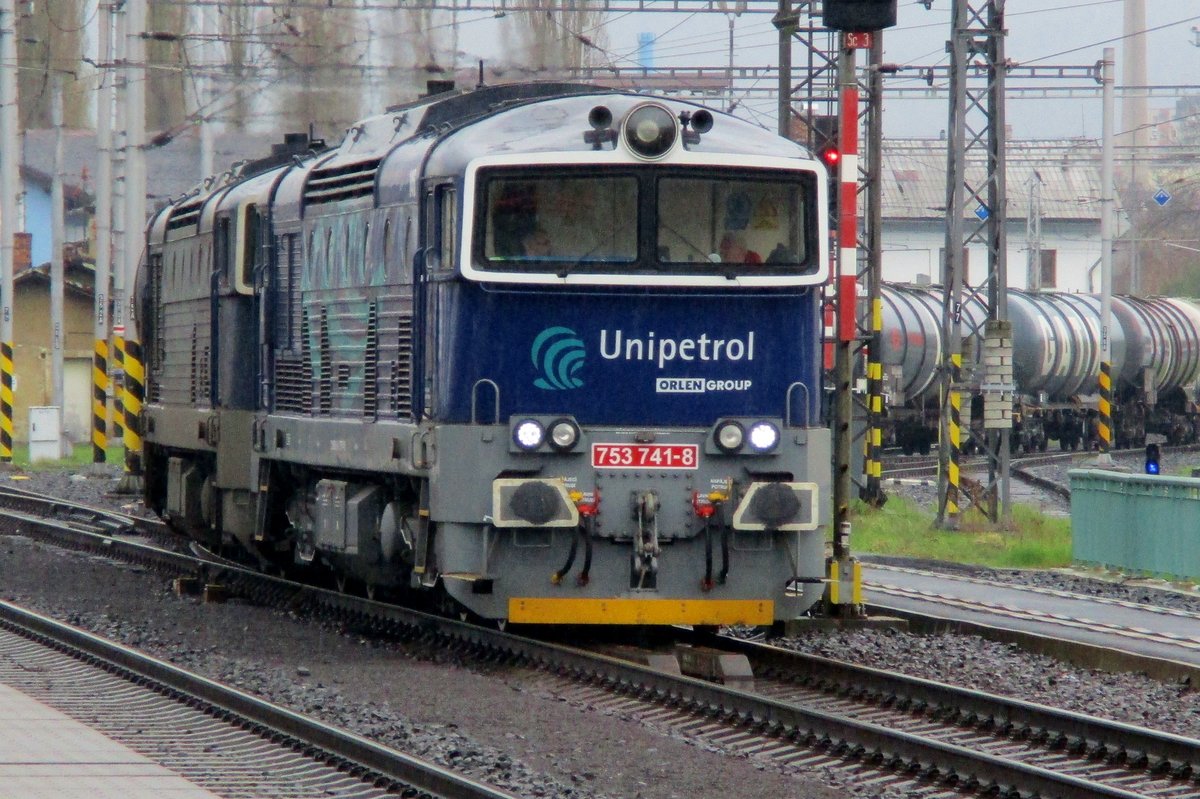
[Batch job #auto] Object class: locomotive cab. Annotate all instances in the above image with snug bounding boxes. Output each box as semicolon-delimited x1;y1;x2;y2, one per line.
418;97;833;623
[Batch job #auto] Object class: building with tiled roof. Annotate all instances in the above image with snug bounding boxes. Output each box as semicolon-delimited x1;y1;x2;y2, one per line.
882;138;1104;293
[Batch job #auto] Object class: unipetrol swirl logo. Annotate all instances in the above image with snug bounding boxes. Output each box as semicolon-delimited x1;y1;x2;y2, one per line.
531;327;585;390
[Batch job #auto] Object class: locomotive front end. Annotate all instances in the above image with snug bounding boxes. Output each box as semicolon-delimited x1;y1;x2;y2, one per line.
425;97;831;625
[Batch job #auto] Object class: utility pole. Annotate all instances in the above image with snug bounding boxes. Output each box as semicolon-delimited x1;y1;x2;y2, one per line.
831;40;857;573
93;0;114;463
112;0;127;444
0;0;17;462
198;1;214;178
118;0;146;491
51;74;66;457
1025;174;1042;291
861;35;886;507
1097;47;1115;463
1123;0;1146;294
773;0;796;137
719;2;745;112
939;0;1011;527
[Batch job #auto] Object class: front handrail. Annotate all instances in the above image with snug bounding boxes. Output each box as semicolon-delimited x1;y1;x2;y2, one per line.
471;379;500;425
785;381;811;428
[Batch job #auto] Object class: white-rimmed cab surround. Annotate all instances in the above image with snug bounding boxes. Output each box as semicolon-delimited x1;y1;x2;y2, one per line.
458;149;830;289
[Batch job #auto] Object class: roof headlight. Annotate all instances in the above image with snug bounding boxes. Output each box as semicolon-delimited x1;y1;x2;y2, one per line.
623;104;677;160
513;419;545;451
714;421;744;453
747;421;780;453
548;418;580;452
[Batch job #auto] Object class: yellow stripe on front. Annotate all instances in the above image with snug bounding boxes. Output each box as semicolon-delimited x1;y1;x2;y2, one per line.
507;598;774;625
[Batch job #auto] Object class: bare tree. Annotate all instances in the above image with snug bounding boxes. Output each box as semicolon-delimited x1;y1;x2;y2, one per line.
505;2;607;73
218;0;256;131
17;0;87;127
267;4;364;133
146;0;188;131
382;8;456;104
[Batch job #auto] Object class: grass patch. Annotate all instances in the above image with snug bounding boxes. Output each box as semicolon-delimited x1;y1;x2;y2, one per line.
5;443;126;471
850;495;1072;569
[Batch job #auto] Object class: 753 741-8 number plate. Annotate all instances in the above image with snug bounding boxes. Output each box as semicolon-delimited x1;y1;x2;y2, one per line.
591;443;699;470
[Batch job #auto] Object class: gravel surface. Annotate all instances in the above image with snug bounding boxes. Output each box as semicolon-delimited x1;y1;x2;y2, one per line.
1;462;1199;799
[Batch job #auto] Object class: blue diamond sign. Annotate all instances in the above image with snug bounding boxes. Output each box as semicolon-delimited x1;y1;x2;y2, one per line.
1154;188;1171;207
974;204;990;220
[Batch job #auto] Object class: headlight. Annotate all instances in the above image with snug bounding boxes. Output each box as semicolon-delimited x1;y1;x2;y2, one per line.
624;104;677;159
548;418;580;452
747;421;780;453
714;421;744;453
513;419;545;451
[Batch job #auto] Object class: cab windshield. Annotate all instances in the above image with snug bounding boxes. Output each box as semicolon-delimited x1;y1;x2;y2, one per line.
483;175;638;266
477;167;816;276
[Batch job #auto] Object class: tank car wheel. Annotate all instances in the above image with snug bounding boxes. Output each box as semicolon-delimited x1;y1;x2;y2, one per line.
1038;436;1048;452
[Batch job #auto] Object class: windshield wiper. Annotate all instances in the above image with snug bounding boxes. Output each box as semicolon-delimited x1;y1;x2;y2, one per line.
556;243;604;278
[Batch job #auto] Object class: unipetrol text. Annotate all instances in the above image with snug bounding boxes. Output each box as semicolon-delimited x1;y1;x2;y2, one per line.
599;330;756;369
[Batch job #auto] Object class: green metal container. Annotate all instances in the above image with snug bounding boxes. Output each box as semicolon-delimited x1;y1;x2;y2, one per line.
1070;469;1200;581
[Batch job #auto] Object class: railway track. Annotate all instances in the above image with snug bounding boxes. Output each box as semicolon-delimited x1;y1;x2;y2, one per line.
882;444;1200;502
3;485;1199;797
864;563;1200;671
0;599;516;799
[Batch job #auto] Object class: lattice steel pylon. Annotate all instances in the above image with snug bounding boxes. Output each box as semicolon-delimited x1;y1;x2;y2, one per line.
775;2;887;525
938;0;1011;527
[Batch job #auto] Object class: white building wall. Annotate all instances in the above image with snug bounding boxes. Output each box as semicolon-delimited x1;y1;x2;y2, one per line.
881;220;1101;293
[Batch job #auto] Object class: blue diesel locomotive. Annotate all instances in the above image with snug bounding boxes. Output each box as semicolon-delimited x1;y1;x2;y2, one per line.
139;83;832;625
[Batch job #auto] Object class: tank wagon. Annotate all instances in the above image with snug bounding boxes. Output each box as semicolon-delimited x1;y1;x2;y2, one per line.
137;83;833;626
878;284;1200;454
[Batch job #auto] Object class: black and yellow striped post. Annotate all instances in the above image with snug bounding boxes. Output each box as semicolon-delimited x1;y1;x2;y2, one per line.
112;332;125;440
92;338;108;461
122;339;144;476
946;351;962;525
1098;360;1112;454
862;295;885;505
0;341;12;461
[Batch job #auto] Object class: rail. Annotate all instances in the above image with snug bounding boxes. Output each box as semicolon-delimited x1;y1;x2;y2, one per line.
0;599;517;799
0;485;1194;797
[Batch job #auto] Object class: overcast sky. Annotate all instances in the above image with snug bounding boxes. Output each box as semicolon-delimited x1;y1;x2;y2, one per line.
561;1;1200;139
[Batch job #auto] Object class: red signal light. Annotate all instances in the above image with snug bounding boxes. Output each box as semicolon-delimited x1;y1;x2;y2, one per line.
820;146;841;168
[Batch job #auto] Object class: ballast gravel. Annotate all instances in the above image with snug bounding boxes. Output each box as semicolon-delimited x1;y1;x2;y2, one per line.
0;463;1198;799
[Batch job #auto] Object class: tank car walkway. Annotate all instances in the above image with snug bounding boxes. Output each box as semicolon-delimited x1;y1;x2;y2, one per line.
0;682;221;799
862;561;1200;678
